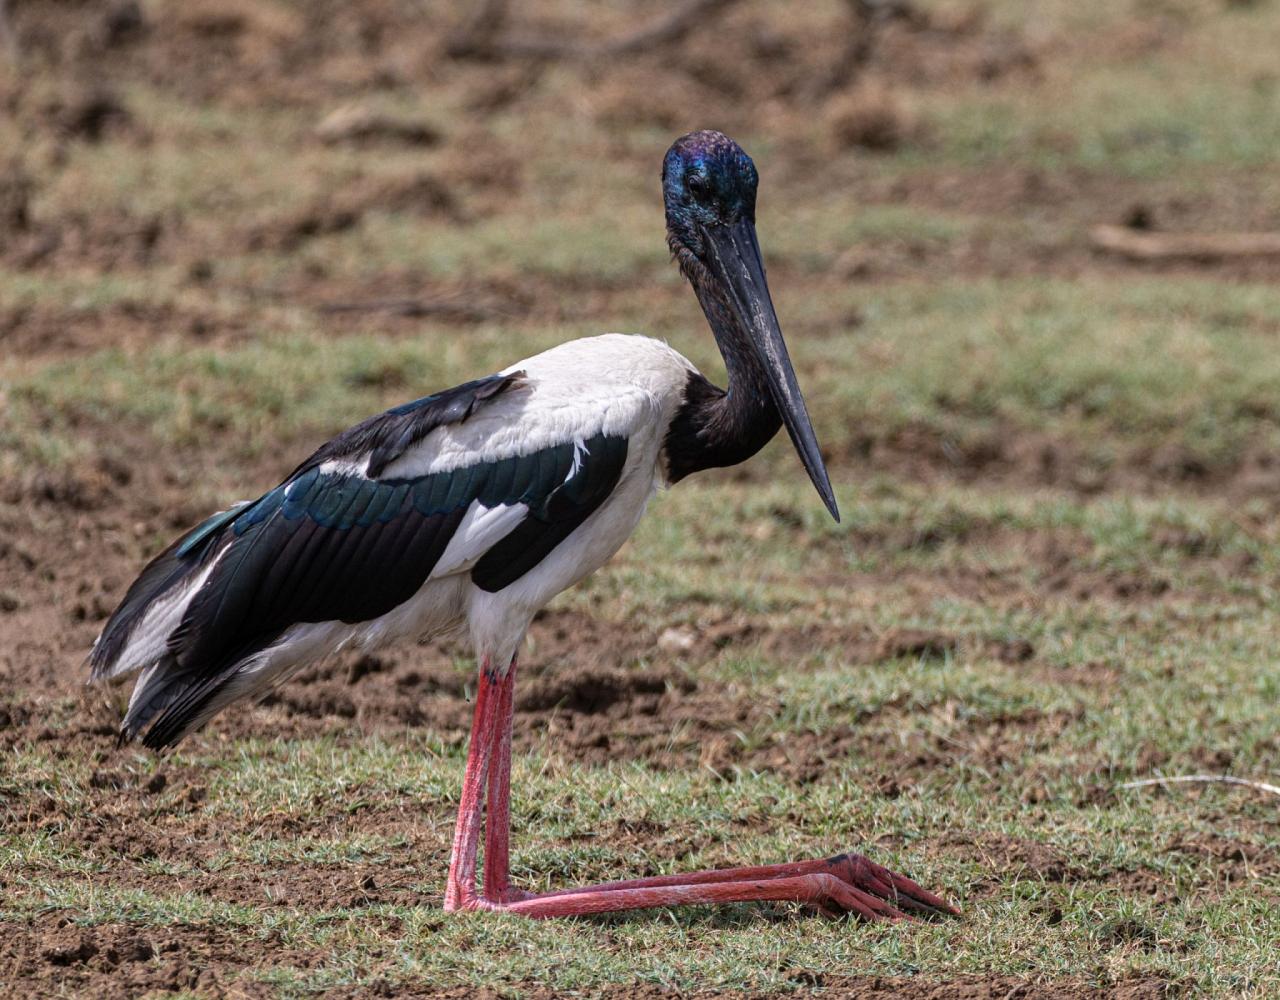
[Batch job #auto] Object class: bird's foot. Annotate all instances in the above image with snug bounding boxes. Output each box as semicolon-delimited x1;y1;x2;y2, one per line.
452;852;957;921
810;852;958;919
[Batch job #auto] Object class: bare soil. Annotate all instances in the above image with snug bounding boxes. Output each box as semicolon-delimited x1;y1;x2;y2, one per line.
1;0;1273;996
0;910;1176;1000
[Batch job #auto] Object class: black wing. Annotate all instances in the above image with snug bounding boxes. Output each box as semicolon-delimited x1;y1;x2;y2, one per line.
90;372;630;748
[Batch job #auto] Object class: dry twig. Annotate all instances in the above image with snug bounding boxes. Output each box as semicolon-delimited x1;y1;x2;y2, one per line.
1091;224;1280;262
1119;774;1280;799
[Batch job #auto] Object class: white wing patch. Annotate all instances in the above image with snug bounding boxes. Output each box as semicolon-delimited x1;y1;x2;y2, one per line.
95;544;228;680
317;456;371;478
431;500;529;578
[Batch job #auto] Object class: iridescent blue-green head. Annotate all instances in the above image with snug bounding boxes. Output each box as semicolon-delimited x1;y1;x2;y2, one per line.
661;130;839;522
663;129;759;263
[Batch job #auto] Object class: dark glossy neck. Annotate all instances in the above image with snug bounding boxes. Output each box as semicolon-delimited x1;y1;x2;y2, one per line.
663;269;782;483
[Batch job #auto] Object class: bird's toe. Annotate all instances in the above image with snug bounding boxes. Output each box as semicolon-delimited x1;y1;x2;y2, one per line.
825;851;960;918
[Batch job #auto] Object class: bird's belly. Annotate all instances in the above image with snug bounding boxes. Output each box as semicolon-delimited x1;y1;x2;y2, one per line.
349;574;471;649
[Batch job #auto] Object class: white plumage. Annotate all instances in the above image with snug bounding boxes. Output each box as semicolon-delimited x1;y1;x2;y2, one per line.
381;334;690;477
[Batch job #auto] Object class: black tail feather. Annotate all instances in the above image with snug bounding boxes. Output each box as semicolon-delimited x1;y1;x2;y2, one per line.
120;637;275;749
89;507;243;681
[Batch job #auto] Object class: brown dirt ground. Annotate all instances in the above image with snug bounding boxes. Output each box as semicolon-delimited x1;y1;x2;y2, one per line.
0;911;1176;1000
0;374;1263;998
1;1;1272;996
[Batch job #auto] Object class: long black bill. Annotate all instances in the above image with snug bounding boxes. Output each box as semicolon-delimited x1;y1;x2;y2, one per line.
702;219;840;521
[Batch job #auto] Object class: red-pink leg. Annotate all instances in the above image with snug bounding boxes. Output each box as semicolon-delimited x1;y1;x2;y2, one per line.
446;657;957;921
527;853;957;916
443;657;505;912
483;658;526;903
501;873;911;920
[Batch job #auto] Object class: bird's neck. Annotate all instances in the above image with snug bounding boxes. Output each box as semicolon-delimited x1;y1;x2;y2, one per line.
663;279;782;483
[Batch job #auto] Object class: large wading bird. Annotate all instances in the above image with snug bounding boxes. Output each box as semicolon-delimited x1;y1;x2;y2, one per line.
91;130;956;920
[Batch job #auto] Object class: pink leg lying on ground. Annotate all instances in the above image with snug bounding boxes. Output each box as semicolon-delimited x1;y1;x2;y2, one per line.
443;658;958;920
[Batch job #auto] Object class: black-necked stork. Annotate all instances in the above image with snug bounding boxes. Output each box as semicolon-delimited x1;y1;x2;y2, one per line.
90;130;956;920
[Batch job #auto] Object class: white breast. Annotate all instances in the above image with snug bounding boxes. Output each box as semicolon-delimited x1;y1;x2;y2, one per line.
458;334;698;665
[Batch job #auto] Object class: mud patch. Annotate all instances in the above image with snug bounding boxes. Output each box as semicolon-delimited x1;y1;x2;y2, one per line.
946;833;1080;887
836;419;1280;501
1;917;244;1000
0;300;249;357
1165;833;1280;881
243;172;465;253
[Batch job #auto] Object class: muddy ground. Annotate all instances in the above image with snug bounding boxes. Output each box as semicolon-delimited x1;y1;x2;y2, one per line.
3;0;1279;997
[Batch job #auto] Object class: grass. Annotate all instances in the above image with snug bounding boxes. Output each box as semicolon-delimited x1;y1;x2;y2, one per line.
9;275;1280;483
6;0;1280;996
5;689;1280;994
5;472;1280;994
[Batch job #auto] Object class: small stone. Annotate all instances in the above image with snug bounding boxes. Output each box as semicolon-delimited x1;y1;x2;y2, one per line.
657;626;696;653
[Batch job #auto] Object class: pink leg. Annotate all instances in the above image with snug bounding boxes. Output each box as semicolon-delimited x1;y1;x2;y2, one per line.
483;658;526;903
528;853;956;916
443;657;506;911
445;657;957;920
505;873;909;920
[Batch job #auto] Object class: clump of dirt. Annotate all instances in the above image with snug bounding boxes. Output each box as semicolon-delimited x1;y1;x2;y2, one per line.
43;88;135;143
0;158;34;232
827;85;921;152
1;915;277;999
517;667;691;714
0;300;247;357
1166;833;1280;880
2;203;175;272
243;172;465;252
947;832;1079;887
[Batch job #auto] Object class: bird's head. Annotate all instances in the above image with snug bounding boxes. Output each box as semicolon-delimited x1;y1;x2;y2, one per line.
661;130;839;522
662;129;759;266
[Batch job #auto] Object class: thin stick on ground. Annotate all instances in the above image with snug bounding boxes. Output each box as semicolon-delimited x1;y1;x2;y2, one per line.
1119;774;1280;798
1090;224;1280;262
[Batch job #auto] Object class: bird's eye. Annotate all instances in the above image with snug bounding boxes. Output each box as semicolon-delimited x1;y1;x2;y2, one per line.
686;172;709;200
